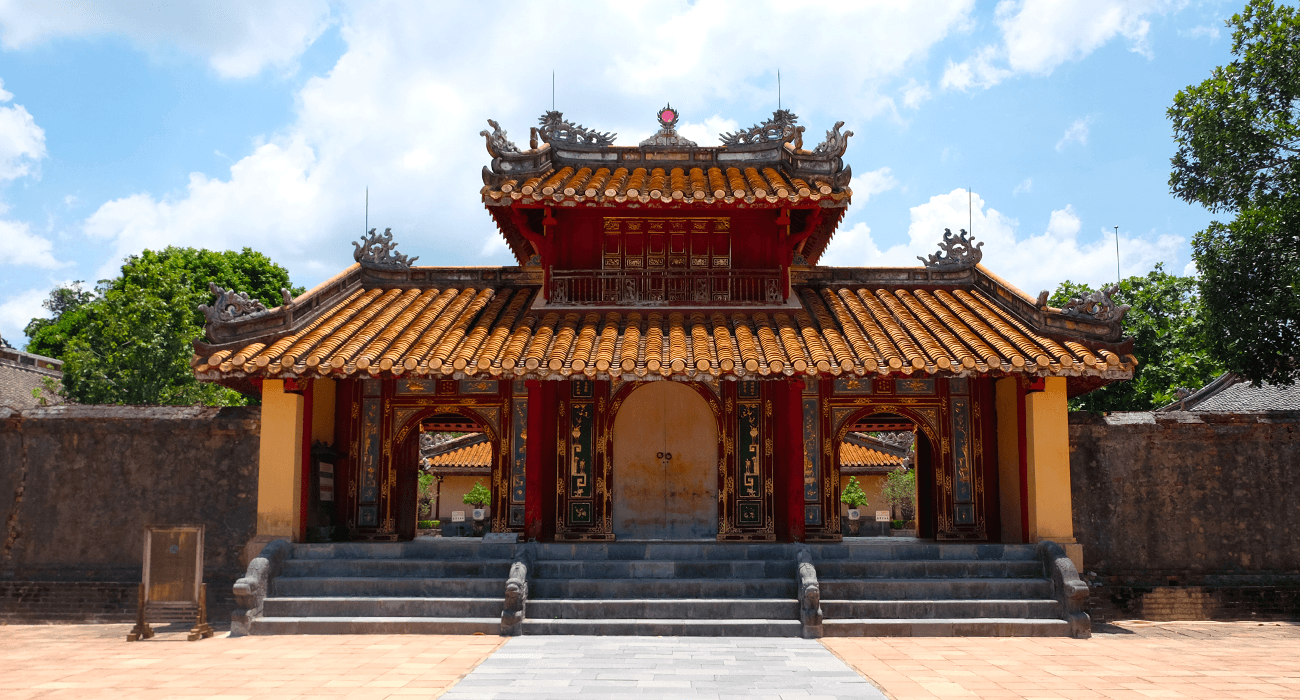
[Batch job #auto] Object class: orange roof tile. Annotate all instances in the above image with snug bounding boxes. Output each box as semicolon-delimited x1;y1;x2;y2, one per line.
839;442;907;469
195;281;1136;385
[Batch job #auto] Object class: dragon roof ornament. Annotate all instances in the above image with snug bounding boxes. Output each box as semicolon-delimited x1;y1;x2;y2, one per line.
639;104;696;147
812;121;852;158
354;228;418;270
199;282;269;325
719;109;803;147
480;119;520;158
535;110;616;148
918;228;984;270
1062;284;1130;323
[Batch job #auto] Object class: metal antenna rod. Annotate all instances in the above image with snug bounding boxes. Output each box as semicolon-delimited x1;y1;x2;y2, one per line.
365;187;368;234
968;187;973;237
778;69;781;110
1114;225;1121;284
552;71;555;112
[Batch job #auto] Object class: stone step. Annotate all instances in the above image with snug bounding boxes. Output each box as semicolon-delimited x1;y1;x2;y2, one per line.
814;560;1044;579
520;618;804;637
821;599;1061;619
273;576;504;598
263;596;502;618
291;541;517;560
529;577;797;600
250;616;500;635
526;598;799;620
530;542;801;561
818;578;1053;600
821;618;1071;637
280;559;514;578
810;543;1040;562
533;559;794;580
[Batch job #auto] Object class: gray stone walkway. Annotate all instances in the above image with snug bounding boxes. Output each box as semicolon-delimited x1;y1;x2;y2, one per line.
439;635;886;700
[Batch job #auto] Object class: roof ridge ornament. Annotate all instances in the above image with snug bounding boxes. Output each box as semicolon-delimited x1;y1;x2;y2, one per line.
918;228;983;270
639;103;697;147
812;121;853;158
536;111;616;147
480;119;520;158
354;227;419;269
1062;284;1130;323
199;281;268;324
719;109;803;147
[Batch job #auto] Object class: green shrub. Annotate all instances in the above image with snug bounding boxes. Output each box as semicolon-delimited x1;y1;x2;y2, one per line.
891;519;905;530
418;520;434;529
840;476;870;509
463;481;491;507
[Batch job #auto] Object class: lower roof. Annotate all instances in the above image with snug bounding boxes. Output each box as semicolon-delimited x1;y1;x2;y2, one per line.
194;265;1136;397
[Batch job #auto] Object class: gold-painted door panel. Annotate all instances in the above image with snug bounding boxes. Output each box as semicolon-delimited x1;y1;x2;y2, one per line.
612;382;718;539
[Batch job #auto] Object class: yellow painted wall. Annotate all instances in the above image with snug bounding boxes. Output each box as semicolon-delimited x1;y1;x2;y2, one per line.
995;378;1024;543
1025;376;1080;568
431;475;491;521
838;474;889;520
257;379;304;540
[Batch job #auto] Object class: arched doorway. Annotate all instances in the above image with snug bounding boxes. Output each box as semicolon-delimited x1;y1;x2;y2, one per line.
612;382;718;539
394;410;497;540
835;410;938;539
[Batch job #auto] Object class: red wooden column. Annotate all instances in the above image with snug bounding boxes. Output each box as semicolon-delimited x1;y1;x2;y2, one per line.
773;378;806;542
524;380;557;541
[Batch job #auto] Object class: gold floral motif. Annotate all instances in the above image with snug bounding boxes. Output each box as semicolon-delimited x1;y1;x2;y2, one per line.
765;477;773;495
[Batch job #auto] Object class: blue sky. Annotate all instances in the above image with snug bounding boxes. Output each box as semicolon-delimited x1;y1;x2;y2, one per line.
0;0;1246;346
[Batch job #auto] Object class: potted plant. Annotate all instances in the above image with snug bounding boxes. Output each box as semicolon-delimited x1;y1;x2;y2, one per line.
840;476;870;536
463;481;491;536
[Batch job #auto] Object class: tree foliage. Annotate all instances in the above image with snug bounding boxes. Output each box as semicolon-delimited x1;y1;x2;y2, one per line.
1051;265;1222;411
1168;0;1300;385
23;247;302;406
881;467;916;521
462;481;491;508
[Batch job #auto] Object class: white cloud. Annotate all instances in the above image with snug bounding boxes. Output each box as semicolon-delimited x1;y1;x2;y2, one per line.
76;0;977;281
821;188;1182;293
943;0;1163;90
1056;117;1091;151
850;168;899;203
0;0;333;78
678;115;740;147
1013;177;1032;195
901;80;932;109
0;286;47;346
0;78;44;181
0;218;64;269
1179;24;1220;41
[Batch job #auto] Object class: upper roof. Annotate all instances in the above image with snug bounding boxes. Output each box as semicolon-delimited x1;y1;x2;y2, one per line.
480;107;853;265
1156;372;1300;412
192;230;1137;397
421;432;491;474
840;432;909;474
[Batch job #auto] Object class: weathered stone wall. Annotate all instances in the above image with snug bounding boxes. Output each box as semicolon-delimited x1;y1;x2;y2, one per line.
0;405;259;622
1070;411;1300;621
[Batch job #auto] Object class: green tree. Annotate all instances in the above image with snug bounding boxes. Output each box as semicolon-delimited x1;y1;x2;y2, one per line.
24;247;302;406
1050;265;1222;411
1168;0;1300;385
881;467;916;521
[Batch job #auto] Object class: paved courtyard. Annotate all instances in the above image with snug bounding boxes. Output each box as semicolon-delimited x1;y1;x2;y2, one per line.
0;621;1296;699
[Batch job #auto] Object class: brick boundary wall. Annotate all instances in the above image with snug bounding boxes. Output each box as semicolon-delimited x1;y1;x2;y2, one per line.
1070;411;1300;622
1;405;258;624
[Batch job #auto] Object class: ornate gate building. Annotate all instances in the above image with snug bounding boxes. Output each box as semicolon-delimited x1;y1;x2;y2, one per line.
195;107;1134;567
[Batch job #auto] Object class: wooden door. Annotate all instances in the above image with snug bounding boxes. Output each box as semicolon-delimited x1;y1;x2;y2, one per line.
612;382;718;539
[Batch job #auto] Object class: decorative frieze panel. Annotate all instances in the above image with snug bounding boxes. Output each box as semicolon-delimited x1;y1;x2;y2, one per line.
720;380;775;540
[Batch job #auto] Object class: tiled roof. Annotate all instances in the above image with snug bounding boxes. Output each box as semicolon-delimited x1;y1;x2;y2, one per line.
1158;372;1300;412
194;281;1136;383
839;442;906;469
482;165;851;208
426;439;492;469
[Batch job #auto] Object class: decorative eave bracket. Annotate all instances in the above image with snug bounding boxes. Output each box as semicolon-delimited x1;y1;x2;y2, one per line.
354;228;418;270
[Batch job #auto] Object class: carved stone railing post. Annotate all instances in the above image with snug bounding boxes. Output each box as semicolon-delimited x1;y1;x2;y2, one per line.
500;544;533;636
796;546;823;639
1038;541;1091;639
231;539;292;637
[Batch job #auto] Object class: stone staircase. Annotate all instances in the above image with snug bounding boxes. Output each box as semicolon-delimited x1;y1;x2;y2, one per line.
816;542;1072;637
247;540;510;635
232;539;1087;637
522;542;802;636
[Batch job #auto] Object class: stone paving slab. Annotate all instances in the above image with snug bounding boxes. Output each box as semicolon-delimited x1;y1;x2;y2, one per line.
438;636;887;700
